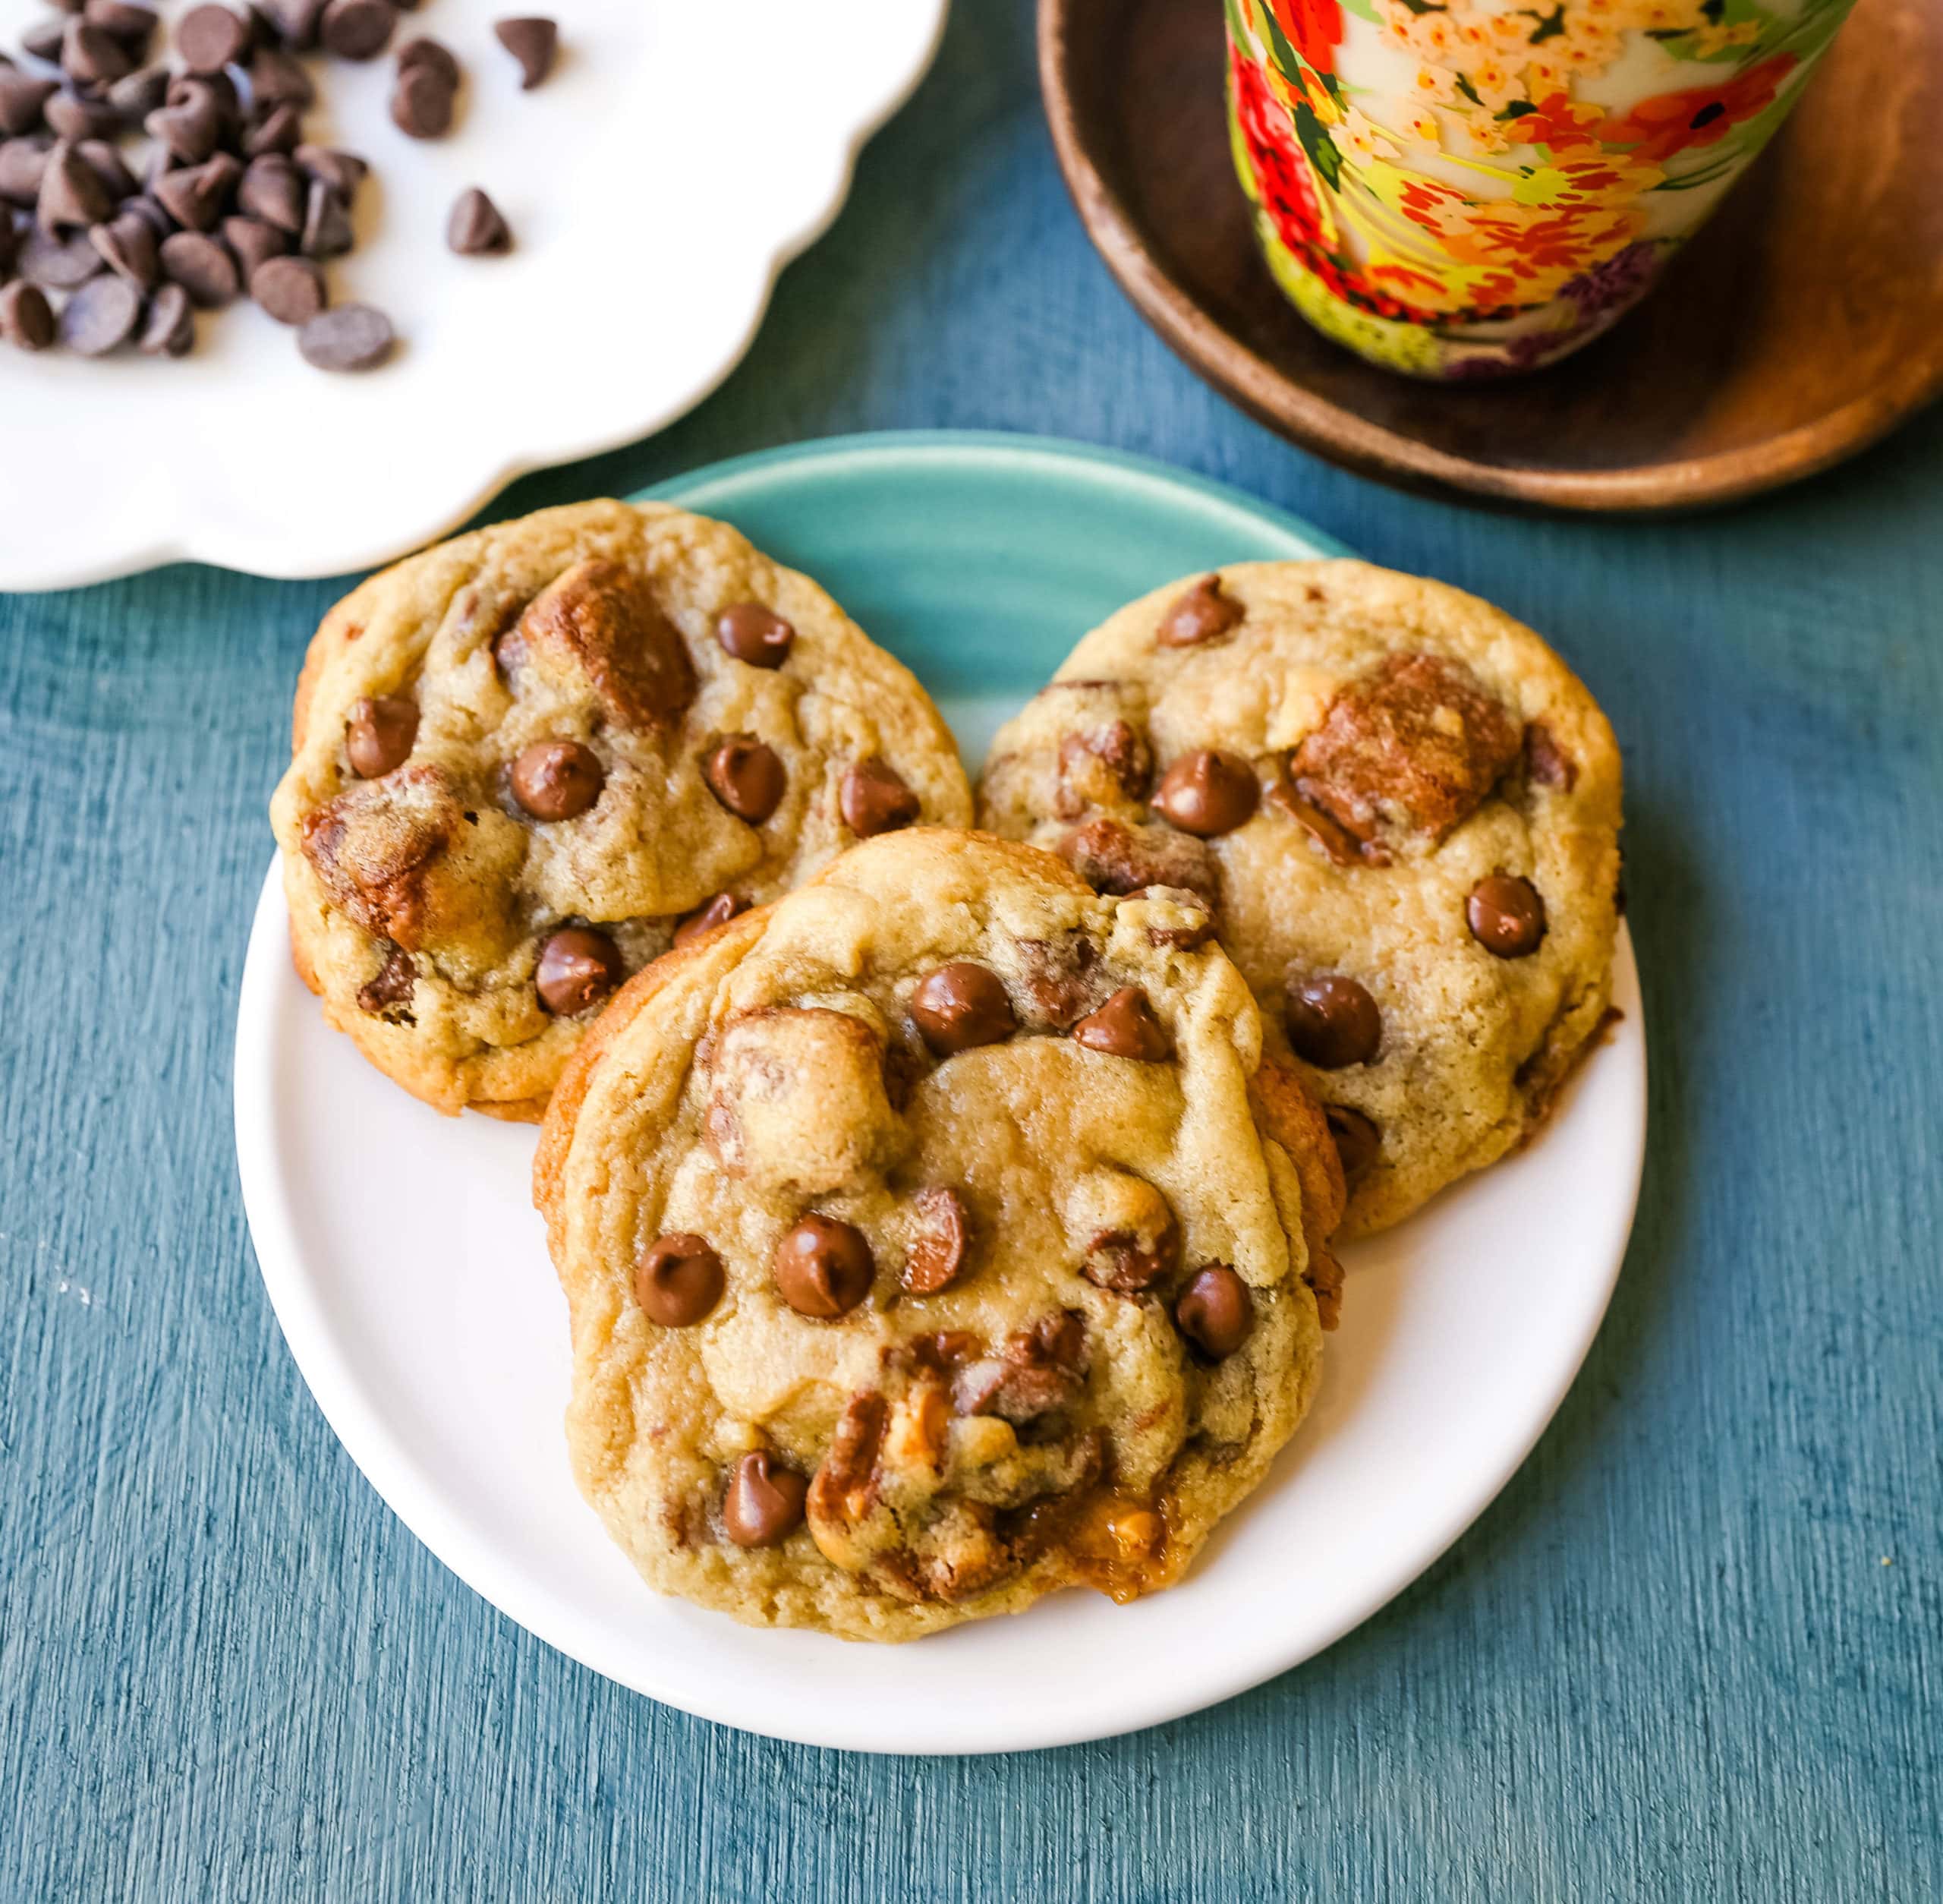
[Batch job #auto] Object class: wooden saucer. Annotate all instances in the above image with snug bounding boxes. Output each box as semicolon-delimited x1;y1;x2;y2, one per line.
1038;0;1943;513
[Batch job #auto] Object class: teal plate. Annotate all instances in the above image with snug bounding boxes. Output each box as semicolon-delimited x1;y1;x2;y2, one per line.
238;431;1642;1753
641;430;1347;764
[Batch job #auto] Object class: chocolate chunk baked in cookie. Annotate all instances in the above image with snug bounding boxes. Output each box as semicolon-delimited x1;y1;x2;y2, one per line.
977;561;1622;1237
533;829;1345;1641
270;500;972;1119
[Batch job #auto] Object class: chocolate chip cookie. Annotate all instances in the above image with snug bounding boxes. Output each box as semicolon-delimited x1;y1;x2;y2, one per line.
977;561;1623;1237
533;829;1345;1641
271;500;972;1119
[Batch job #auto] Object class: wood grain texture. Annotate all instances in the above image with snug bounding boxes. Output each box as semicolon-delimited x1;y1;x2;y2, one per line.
1041;0;1943;513
1;7;1939;1899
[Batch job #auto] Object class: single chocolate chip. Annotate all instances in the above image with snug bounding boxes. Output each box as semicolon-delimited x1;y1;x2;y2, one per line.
0;279;55;349
389;62;453;137
343;694;417;777
446;184;508;254
56;270;139;352
1071;986;1172;1061
153;153;239;232
1285;974;1381;1070
177;4;251;73
86;2;159;49
493;14;556;87
75;137;135;203
634;1232;725;1328
839;757;918;837
773;1215;874;1319
247;46;312;106
241;100;301;156
1175;1265;1254;1359
22;21;71;65
61;19;132;85
534;925;622;1016
158;229;238;305
395;33;457;87
222;213;286;276
249;251;323;323
1151;750;1259;837
298;176;352;257
1466;874;1546;958
89;208;156;285
105;65;168;118
1082;1203;1180;1292
0;216;14;279
144;91;222;164
293;143;364;197
1524;720;1576;792
238;153;304;232
354;944;415;1016
703;735;786;824
0;138;51;207
672;891;747;948
45;92;124;140
1324;1104;1380;1187
135;279;192;353
298;301;391;368
721;1451;805;1548
36;137;111;231
0;74;58;139
20;224;102;286
509;739;603;821
910;962;1015;1056
119;192;172;235
319;0;395;60
715;601;794;668
1158;574;1244;648
902;1186;968;1294
169;65;239;124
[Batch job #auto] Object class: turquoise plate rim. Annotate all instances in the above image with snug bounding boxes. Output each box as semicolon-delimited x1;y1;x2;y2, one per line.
636;427;1352;559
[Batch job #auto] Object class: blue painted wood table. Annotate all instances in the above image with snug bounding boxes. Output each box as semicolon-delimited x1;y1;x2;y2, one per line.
2;8;1938;1899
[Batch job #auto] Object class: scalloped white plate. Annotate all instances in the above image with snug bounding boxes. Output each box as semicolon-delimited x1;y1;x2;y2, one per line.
234;436;1647;1754
0;0;945;590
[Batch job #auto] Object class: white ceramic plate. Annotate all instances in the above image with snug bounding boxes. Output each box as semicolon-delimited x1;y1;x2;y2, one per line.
233;436;1646;1754
0;0;944;590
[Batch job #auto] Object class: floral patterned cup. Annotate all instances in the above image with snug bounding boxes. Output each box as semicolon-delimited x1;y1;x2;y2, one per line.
1227;0;1856;378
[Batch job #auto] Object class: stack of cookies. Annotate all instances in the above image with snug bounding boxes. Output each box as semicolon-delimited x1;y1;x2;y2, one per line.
271;500;1623;1641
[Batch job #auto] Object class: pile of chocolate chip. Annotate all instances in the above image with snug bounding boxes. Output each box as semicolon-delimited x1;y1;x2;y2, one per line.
0;2;556;367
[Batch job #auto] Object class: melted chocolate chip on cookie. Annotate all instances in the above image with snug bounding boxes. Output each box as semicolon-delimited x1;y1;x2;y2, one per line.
345;695;417;778
635;1232;725;1327
773;1215;874;1319
1466;874;1546;957
715;603;795;668
704;735;786;824
902;1187;970;1295
1071;987;1171;1061
840;758;920;837
1284;975;1381;1069
510;739;604;821
1157;575;1243;648
1175;1265;1254;1360
536;925;622;1014
722;1452;806;1547
1150;750;1258;837
911;963;1015;1055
